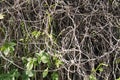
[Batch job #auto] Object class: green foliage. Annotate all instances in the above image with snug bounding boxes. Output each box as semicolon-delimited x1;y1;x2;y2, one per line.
0;69;19;80
51;72;59;80
26;57;37;70
36;51;50;64
0;42;16;56
53;54;63;68
89;74;97;80
35;51;63;79
55;59;63;68
21;57;37;79
31;31;41;39
36;51;63;68
95;63;108;72
22;57;28;64
90;63;108;74
89;63;108;80
25;58;36;79
21;71;31;80
25;70;34;77
42;68;48;78
20;51;63;79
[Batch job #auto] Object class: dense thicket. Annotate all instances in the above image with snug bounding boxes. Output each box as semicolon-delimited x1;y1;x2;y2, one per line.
0;0;120;80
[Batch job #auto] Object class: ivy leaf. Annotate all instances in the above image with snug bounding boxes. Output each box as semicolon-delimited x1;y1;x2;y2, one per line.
43;68;48;78
0;13;4;19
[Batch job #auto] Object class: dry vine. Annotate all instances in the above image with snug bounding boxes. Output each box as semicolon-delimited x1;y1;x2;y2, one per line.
0;0;120;80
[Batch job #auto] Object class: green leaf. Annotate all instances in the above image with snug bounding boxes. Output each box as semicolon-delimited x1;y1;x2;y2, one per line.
27;57;32;62
22;71;30;80
0;41;16;56
33;58;37;62
55;59;63;68
31;31;41;39
36;53;42;63
22;57;27;64
36;51;50;64
9;46;15;52
89;74;97;80
51;72;59;80
10;69;20;78
32;58;38;66
26;58;34;70
3;47;10;56
8;42;16;46
0;69;20;80
26;58;37;70
41;55;49;63
43;68;48;78
0;13;4;19
26;70;34;77
98;67;103;72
